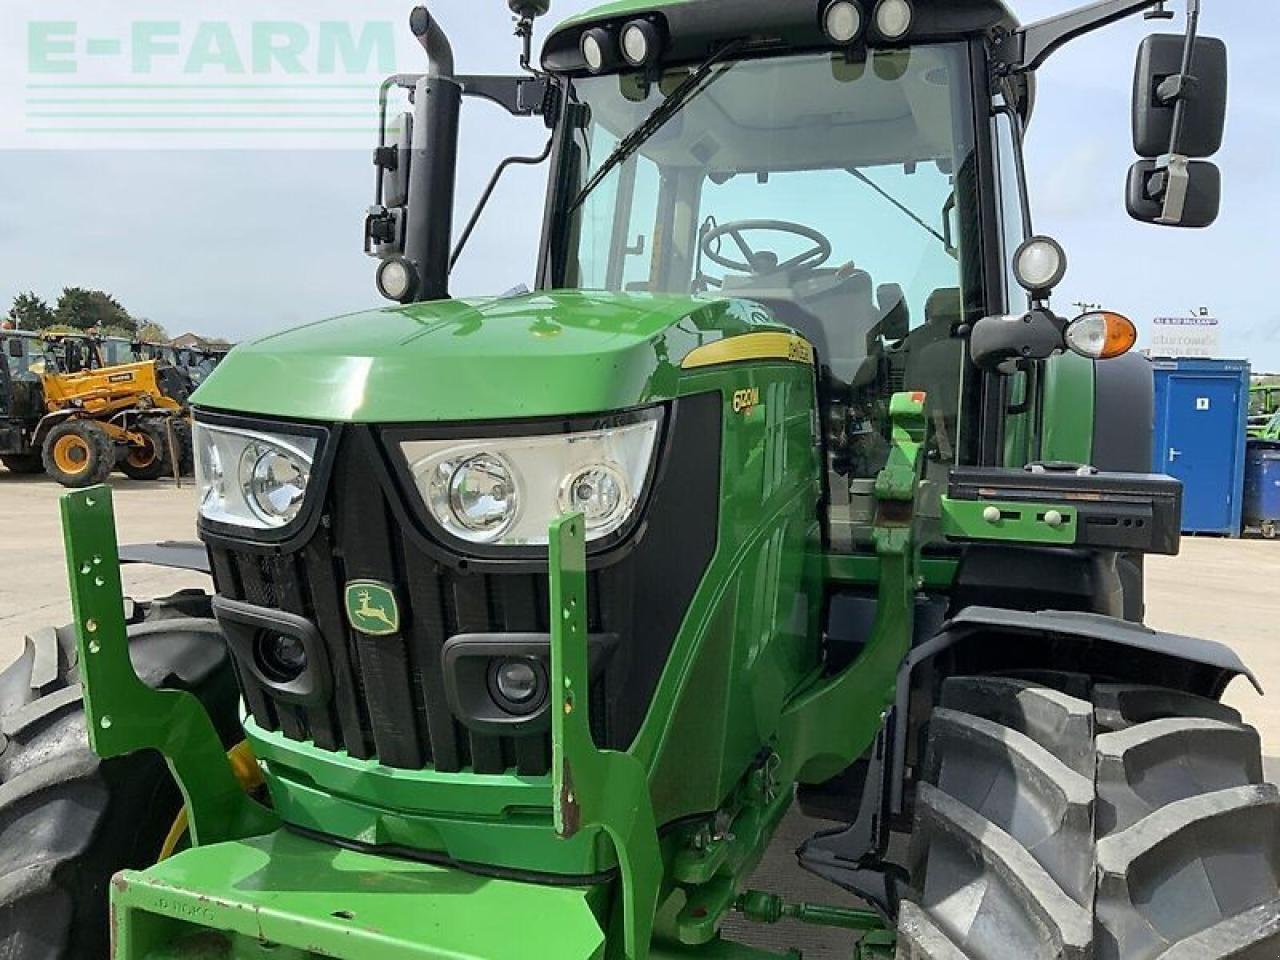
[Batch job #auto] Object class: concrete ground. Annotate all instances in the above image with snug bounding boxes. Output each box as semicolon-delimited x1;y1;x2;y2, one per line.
0;471;208;650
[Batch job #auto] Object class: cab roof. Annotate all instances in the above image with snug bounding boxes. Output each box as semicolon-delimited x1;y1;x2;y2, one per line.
544;0;1021;74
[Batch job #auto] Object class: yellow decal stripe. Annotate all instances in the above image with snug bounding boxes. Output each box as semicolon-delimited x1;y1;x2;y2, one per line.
681;332;816;370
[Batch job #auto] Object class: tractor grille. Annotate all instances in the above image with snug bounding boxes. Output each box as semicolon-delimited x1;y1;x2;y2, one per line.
204;394;720;777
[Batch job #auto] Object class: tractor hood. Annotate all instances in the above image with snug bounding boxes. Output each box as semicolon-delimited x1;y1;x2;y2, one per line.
193;290;782;423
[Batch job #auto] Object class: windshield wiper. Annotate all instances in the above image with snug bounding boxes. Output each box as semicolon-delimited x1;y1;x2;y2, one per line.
568;39;744;215
847;167;956;259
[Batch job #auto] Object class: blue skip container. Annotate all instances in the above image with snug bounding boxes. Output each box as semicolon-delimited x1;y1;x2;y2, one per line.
1243;440;1280;538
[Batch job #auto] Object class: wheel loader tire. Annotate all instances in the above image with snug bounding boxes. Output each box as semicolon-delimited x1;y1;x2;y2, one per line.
117;419;172;481
41;421;114;489
0;595;239;960
899;675;1280;960
0;454;44;475
174;419;194;477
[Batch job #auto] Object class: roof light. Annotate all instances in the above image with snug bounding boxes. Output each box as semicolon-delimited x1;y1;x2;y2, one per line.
580;27;612;73
874;0;913;40
1013;235;1068;296
621;19;662;67
1065;311;1138;360
376;257;416;302
823;1;864;45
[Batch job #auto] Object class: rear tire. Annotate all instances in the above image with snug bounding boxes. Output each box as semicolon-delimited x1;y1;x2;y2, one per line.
899;675;1280;959
0;454;43;475
41;421;114;488
117;419;173;481
0;595;238;960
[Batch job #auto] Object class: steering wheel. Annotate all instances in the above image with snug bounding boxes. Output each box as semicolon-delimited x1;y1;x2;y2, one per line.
700;219;833;276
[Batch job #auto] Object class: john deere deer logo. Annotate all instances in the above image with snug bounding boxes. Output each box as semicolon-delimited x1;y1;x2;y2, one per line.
344;581;400;636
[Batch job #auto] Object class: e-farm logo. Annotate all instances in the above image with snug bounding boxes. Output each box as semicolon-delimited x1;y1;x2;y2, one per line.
4;4;417;149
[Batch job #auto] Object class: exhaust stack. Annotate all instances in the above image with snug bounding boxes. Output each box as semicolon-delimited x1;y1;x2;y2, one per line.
403;7;461;302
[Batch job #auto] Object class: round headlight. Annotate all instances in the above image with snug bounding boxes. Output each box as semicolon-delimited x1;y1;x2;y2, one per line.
621;20;661;67
874;0;913;39
1013;235;1068;295
559;464;628;532
823;1;864;44
376;257;416;303
242;444;309;526
428;453;519;540
581;28;610;73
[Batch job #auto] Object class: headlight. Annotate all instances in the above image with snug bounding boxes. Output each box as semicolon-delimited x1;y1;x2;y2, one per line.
194;422;318;530
400;412;661;548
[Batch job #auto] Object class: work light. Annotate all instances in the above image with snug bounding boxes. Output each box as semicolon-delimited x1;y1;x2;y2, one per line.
621;19;662;67
1013;235;1068;296
823;1;864;44
376;257;416;303
874;0;913;39
580;27;611;73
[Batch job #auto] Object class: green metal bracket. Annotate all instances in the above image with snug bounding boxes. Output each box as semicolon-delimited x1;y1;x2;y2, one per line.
775;391;926;785
855;929;898;958
550;512;662;960
940;496;1078;546
60;486;278;846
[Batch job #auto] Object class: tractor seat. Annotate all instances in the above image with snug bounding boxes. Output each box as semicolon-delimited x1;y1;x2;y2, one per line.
904;287;966;457
721;266;879;378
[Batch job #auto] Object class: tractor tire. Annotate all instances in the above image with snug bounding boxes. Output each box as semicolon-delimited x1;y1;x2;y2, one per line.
117;419;173;482
0;454;44;475
41;421;115;489
899;674;1280;960
0;593;239;960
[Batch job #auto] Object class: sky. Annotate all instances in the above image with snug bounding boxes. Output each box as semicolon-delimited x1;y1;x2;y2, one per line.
1;1;1276;367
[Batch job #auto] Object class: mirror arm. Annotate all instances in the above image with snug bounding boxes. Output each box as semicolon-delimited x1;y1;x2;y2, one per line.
1164;0;1202;153
1150;0;1203;224
993;0;1166;74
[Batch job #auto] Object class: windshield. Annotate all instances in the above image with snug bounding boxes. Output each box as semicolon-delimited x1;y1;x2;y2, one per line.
556;46;982;543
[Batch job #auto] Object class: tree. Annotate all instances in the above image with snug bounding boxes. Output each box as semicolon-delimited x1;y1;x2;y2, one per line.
135;321;169;343
53;287;136;334
8;292;55;330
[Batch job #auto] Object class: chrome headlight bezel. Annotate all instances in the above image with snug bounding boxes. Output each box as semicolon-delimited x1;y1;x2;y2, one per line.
192;412;329;542
386;407;665;558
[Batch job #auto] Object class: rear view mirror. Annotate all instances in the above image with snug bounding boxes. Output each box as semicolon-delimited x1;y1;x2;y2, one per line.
1127;158;1220;228
7;339;22;358
1132;34;1228;159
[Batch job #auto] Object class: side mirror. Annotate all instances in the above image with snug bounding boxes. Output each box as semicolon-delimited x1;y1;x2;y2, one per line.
1132;34;1227;159
6;339;22;359
1128;33;1227;229
1127;157;1220;228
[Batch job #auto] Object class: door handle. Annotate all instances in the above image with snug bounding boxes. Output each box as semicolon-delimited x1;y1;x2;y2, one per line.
1169;448;1182;462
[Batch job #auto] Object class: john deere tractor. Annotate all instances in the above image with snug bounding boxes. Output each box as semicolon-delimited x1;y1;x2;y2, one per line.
4;1;1272;958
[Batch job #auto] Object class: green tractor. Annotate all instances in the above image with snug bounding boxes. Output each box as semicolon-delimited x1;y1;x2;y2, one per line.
4;1;1271;958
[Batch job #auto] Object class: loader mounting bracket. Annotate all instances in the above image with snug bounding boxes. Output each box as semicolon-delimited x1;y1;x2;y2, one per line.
550;511;662;960
60;486;278;846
